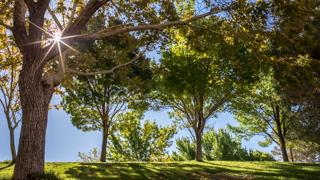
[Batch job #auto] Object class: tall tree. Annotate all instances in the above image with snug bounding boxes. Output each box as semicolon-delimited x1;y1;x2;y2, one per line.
156;27;239;161
0;27;21;164
155;0;269;161
1;0;228;178
270;0;320;145
62;16;152;162
229;72;293;162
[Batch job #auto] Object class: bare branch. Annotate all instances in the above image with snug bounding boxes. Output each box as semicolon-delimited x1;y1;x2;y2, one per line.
204;94;229;120
69;0;79;24
48;6;64;31
67;53;142;76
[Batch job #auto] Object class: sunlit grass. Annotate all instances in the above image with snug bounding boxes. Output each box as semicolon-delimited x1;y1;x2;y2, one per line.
0;161;319;179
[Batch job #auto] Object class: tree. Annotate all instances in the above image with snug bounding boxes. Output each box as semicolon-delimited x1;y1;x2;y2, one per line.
269;0;320;145
229;72;293;162
156;18;255;161
62;16;152;162
158;46;234;161
1;0;228;178
108;111;176;162
172;128;274;161
78;148;100;163
0;27;21;164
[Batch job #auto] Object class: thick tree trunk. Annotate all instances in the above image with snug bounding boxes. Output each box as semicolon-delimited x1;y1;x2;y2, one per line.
12;68;54;179
195;133;203;161
9;128;16;163
279;137;289;162
100;126;109;162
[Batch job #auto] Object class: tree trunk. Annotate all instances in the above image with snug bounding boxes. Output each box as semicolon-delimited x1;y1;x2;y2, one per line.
273;105;289;162
195;133;203;161
100;125;109;162
289;148;294;162
12;68;54;179
279;136;289;162
9;128;17;163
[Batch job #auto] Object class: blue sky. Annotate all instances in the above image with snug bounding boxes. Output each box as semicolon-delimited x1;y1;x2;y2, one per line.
0;95;275;162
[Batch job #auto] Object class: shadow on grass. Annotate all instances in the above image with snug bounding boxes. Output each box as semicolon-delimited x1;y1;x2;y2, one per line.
64;162;256;180
0;162;14;171
204;161;320;180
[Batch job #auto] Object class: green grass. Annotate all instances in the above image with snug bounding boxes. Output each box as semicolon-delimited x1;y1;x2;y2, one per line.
0;161;319;179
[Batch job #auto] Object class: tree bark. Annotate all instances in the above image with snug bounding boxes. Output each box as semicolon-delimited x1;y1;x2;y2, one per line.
279;136;289;162
195;132;203;161
100;123;109;162
289;147;294;162
273;105;289;162
12;65;54;179
9;128;17;163
5;112;17;163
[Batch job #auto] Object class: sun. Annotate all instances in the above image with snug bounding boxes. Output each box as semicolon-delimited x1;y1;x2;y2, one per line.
52;31;62;42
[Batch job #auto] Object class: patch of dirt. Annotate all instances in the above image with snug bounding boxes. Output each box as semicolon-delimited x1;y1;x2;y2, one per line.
191;172;255;180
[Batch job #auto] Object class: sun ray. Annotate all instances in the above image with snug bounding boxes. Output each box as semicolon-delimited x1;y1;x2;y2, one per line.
59;40;81;54
57;40;65;72
27;20;54;37
39;41;56;65
60;34;88;40
25;39;49;46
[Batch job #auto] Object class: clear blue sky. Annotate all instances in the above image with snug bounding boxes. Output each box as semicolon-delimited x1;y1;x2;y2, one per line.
0;95;274;162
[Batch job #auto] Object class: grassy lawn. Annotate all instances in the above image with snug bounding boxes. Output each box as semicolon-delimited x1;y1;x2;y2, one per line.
0;161;319;179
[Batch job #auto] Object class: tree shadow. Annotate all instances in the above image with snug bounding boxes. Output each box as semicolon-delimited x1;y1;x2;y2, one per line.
203;161;320;179
0;162;14;171
64;162;249;179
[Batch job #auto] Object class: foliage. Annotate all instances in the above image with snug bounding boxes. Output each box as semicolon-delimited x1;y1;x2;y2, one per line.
0;23;21;162
229;70;293;161
107;111;176;162
62;16;152;133
247;150;274;162
77;148;100;163
272;141;320;163
172;129;273;161
269;0;320;145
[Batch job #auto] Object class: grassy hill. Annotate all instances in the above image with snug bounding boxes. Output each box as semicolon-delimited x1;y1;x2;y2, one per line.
0;161;320;179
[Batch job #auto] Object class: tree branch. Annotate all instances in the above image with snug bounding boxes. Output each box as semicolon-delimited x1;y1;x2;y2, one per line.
81;7;224;40
48;6;64;31
13;0;28;50
64;0;111;34
67;53;142;76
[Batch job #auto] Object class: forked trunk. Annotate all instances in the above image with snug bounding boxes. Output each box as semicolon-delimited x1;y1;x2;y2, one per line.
195;133;203;161
9;128;17;163
12;68;54;179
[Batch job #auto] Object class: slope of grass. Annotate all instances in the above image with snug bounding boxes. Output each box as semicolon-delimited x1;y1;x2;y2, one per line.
0;161;319;179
